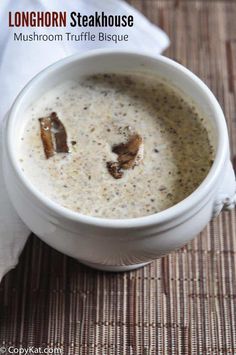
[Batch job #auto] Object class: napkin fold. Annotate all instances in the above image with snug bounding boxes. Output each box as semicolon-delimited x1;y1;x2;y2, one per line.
0;0;169;281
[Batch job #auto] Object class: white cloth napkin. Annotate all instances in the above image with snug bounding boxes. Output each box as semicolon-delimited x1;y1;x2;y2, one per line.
0;0;169;281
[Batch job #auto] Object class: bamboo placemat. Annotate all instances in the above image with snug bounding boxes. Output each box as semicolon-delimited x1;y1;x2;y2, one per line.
1;1;236;354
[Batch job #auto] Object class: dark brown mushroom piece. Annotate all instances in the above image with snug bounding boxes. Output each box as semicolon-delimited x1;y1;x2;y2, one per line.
112;134;143;169
106;161;124;179
50;112;69;153
106;133;143;179
38;112;69;159
38;117;54;159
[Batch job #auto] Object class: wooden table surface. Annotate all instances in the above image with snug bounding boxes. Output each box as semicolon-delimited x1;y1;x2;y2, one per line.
1;1;236;354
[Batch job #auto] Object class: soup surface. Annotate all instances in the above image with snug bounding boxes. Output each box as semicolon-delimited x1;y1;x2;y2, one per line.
18;73;214;218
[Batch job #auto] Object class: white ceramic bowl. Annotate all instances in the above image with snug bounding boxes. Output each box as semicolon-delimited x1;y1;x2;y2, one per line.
2;49;236;271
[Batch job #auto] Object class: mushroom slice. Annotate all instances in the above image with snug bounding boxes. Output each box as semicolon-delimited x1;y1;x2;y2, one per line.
112;134;143;169
106;161;124;179
106;133;144;179
39;117;54;159
50;112;69;153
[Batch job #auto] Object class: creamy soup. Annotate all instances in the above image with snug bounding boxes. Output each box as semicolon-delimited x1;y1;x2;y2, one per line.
18;73;214;218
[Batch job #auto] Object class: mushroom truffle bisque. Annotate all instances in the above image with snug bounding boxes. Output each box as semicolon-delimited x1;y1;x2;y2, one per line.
18;73;214;218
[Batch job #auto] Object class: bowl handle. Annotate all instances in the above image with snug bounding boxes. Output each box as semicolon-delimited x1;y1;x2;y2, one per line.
212;161;236;218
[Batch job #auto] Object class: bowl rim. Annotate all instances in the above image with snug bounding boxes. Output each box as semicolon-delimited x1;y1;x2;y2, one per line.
5;48;229;229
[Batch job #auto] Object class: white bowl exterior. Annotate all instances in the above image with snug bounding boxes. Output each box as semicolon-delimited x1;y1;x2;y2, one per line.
2;154;230;267
2;50;235;270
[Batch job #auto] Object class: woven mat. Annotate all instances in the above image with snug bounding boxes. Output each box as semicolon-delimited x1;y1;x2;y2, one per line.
1;1;236;354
